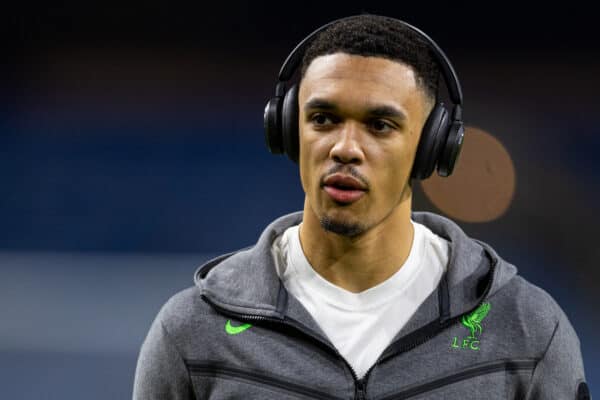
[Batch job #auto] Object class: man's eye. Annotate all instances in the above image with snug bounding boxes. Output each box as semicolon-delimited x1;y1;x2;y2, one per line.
310;113;335;125
369;119;394;133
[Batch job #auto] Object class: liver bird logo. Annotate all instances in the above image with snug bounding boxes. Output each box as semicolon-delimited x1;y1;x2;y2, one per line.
461;302;491;339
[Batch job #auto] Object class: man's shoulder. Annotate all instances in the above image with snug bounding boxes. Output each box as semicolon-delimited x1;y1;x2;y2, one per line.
503;274;567;319
493;272;578;344
153;286;215;336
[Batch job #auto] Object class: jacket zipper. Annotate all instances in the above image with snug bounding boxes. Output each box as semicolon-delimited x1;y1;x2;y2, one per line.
186;361;346;400
355;380;366;400
373;358;538;400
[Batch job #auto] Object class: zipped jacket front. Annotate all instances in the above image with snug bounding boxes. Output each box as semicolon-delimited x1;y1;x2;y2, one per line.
133;211;588;399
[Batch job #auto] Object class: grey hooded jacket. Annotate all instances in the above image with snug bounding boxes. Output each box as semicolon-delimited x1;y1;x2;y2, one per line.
133;211;589;399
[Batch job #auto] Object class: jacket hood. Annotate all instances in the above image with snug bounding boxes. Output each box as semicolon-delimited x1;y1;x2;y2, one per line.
194;211;517;324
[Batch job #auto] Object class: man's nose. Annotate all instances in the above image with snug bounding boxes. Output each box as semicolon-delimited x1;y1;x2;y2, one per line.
329;122;365;164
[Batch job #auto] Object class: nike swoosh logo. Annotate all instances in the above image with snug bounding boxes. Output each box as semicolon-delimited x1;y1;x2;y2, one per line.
225;320;252;335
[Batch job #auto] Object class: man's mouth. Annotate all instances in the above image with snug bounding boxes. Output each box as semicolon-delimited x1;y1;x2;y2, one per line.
322;174;367;204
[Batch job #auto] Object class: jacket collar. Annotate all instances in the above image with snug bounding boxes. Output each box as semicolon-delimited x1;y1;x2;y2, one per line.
195;211;516;327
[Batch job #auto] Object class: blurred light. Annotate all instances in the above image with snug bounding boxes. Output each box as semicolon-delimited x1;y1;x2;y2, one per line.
420;126;516;223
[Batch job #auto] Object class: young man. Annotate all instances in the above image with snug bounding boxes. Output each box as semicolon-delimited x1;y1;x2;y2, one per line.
133;15;589;399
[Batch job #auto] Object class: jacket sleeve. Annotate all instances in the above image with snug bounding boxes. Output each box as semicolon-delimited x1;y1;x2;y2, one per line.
133;312;195;400
525;307;589;399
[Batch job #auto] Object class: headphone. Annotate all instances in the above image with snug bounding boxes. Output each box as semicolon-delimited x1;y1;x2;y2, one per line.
263;15;465;180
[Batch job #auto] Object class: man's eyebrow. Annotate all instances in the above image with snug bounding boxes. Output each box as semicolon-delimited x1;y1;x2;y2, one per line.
304;98;338;112
304;98;406;121
367;105;406;121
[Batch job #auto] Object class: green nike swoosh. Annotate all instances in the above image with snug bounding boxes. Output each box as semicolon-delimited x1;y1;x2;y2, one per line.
225;320;252;335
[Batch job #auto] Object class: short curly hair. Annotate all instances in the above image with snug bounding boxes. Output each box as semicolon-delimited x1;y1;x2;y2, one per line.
300;14;440;105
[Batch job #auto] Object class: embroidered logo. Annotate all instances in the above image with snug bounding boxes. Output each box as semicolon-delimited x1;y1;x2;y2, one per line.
451;302;491;351
225;320;252;335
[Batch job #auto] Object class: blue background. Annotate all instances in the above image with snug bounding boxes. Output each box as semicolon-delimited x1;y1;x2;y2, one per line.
2;2;598;398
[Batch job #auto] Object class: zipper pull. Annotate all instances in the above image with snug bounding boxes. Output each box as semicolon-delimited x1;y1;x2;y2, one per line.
355;379;366;400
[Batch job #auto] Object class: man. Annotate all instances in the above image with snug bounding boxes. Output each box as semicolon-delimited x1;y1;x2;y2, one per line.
133;15;589;399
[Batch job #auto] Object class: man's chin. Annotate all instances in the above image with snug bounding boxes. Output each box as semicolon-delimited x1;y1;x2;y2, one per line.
319;215;365;237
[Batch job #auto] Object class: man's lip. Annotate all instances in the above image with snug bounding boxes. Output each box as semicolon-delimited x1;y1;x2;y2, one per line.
322;174;367;190
323;186;366;204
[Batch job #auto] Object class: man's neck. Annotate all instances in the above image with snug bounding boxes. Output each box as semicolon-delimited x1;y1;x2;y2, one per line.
298;200;414;293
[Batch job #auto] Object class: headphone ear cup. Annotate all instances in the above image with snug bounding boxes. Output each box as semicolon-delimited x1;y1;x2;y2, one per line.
281;83;300;163
437;120;464;177
264;96;284;154
411;102;450;180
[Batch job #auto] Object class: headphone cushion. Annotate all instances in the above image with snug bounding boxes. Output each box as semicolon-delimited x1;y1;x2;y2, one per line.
281;83;300;163
437;120;464;177
412;103;449;180
264;97;284;154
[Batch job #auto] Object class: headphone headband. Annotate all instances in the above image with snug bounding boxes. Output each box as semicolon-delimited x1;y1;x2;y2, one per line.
277;15;463;106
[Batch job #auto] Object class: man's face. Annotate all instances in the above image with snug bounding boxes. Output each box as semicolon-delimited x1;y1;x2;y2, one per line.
298;53;430;237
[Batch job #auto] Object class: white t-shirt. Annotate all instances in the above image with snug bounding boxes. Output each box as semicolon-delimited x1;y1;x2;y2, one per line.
271;219;449;378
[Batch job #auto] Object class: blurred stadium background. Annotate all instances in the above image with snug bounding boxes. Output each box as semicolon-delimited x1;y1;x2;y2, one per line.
2;2;598;398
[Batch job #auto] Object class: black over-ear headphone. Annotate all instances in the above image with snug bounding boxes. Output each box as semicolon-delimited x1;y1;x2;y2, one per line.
264;15;465;180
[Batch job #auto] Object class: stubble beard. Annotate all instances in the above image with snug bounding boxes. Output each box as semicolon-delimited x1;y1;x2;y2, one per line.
319;214;367;238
